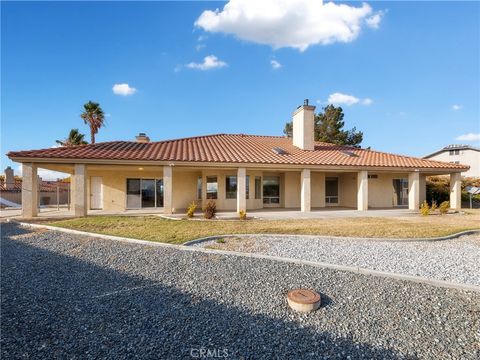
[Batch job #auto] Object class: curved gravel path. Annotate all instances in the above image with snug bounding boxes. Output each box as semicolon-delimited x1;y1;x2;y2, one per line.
192;234;480;286
1;222;479;359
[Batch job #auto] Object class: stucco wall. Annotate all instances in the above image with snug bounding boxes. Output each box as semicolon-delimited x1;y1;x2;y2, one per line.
311;172;326;208
367;173;409;208
84;167;421;212
283;172;300;208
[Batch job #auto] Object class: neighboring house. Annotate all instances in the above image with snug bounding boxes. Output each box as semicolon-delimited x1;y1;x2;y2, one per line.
0;166;70;208
7;102;468;218
423;145;480;178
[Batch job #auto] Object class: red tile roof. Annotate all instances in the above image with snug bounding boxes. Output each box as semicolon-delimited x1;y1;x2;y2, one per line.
0;178;70;192
7;134;468;171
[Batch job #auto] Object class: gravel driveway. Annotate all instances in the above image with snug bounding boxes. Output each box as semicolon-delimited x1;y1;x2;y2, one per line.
192;234;480;286
1;222;479;359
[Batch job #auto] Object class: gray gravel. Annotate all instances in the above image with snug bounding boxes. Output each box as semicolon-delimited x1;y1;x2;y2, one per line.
1;222;479;359
193;234;480;286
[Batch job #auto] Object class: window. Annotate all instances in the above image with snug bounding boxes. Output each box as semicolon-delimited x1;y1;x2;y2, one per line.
226;176;237;199
156;179;164;207
255;176;262;199
449;149;460;155
197;176;202;200
246;175;250;199
263;176;280;204
368;174;378;179
127;178;163;208
325;177;339;204
206;176;218;199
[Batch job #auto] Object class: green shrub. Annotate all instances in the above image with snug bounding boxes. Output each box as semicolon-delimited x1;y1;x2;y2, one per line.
439;201;450;215
203;200;216;219
186;201;197;218
239;210;247;220
216;238;226;244
419;200;430;216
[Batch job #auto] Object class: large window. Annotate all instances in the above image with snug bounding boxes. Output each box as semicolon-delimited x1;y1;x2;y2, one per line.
246;175;250;199
226;176;237;199
127;178;163;208
206;176;218;199
325;177;339;204
255;176;262;199
263;176;280;204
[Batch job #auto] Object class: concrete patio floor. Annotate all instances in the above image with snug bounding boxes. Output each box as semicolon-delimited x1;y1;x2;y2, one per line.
1;206;416;220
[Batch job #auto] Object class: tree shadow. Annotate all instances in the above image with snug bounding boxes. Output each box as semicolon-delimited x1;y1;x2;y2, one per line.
1;223;410;359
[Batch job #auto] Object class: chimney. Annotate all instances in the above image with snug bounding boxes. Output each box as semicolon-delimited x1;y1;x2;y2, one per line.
135;132;150;143
5;166;14;190
292;99;316;150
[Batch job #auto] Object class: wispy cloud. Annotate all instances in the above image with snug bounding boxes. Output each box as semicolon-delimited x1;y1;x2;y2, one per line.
455;133;480;142
186;55;227;71
366;10;386;29
112;83;137;96
270;60;282;69
327;92;373;106
195;0;383;52
452;104;463;111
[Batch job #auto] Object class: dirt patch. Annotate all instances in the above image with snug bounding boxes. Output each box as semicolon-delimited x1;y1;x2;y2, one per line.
204;236;270;253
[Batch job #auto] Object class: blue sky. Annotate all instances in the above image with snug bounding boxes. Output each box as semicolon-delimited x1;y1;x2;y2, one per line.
1;1;479;179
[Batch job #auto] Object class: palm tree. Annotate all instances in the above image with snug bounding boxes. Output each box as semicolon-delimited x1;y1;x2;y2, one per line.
56;128;88;147
81;101;105;144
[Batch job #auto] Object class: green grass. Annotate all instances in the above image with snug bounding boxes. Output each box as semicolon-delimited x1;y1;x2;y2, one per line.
45;212;480;244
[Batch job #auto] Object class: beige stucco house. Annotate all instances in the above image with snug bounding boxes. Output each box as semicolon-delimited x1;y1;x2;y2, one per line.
8;102;468;218
424;144;480;178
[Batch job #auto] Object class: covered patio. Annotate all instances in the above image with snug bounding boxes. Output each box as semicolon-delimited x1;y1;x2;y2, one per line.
14;162;463;219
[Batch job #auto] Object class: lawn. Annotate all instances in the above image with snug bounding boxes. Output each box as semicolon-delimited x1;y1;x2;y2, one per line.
46;211;480;244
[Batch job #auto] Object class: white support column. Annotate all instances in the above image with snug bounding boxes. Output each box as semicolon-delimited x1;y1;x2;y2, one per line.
408;172;420;210
237;168;246;213
163;165;173;214
450;172;462;210
300;169;311;212
73;164;87;217
357;171;368;211
22;163;38;218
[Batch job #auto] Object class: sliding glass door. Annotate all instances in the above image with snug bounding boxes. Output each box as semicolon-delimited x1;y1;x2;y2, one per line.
127;178;164;209
141;179;155;208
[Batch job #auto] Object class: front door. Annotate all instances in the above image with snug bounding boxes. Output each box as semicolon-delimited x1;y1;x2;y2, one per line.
90;176;103;209
263;176;280;207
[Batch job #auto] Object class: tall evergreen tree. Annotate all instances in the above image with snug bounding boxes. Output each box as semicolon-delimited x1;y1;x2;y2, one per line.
283;105;363;147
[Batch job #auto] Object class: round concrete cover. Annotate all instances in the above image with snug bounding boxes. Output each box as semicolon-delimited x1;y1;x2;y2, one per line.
287;289;321;312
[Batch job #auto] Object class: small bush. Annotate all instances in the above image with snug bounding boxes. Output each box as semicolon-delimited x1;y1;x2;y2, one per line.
216;238;226;244
186;202;197;218
203;200;216;219
239;210;247;220
439;201;450;215
419;200;430;216
430;201;438;213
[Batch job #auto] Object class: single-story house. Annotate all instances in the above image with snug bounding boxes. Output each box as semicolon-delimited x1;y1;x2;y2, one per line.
7;102;468;218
